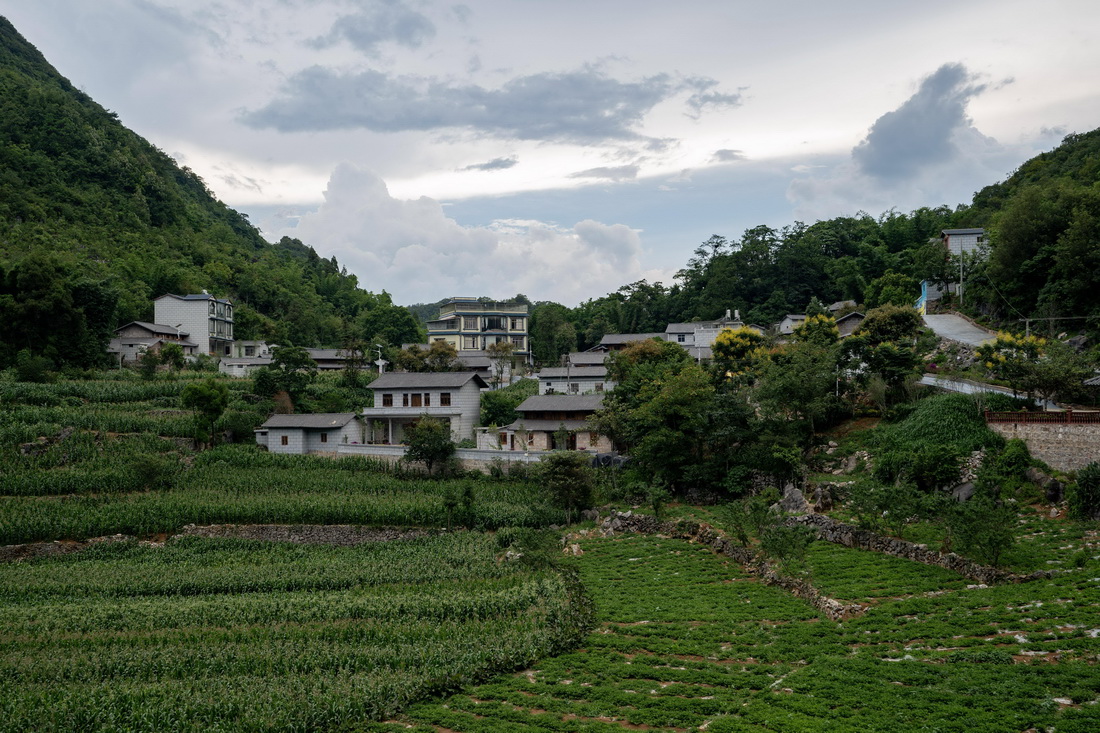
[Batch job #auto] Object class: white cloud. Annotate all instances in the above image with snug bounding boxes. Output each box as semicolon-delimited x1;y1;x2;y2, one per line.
275;164;661;305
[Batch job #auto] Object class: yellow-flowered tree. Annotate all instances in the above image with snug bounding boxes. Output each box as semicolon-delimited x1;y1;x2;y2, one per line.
975;331;1046;399
711;326;766;384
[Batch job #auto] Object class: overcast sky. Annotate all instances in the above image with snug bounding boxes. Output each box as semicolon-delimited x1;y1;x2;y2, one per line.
4;1;1098;306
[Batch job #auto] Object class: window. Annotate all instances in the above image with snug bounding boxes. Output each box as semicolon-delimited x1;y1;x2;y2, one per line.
595;383;604;392
440;392;451;406
280;435;288;446
244;346;255;356
511;336;524;349
677;334;686;343
320;433;328;443
382;394;393;407
411;393;422;407
569;383;580;394
464;336;478;350
589;432;598;444
500;432;508;446
463;316;478;330
484;316;505;330
402;393;409;407
424;393;431;407
510;317;523;331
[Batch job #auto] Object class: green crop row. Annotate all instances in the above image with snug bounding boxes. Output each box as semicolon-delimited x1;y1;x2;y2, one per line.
0;534;592;732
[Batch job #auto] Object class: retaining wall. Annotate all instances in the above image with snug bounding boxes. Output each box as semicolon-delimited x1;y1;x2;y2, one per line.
987;421;1100;472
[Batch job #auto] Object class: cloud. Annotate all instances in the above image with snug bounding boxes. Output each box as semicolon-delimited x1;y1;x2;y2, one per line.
309;1;435;55
569;165;639;181
852;63;987;179
460;156;518;172
242;66;732;144
711;149;746;163
683;77;744;119
278;164;656;305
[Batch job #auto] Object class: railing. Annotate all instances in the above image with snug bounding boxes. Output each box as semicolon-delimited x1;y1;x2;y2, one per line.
985;409;1100;424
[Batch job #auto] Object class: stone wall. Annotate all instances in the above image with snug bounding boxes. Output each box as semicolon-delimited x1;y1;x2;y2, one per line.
987;422;1100;472
787;514;1054;585
592;511;865;621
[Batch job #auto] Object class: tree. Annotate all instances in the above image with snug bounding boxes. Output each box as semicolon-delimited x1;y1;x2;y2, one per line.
855;304;923;345
486;340;515;388
180;378;229;446
403;416;456;476
976;332;1046;398
253;345;317;405
864;270;919;309
539;450;594;523
711;326;766;383
754;341;843;440
160;343;185;371
792;313;840;346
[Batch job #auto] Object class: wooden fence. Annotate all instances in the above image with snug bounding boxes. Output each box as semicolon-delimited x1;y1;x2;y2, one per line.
984;409;1100;424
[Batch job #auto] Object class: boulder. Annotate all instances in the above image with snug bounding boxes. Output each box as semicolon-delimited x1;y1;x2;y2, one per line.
779;485;812;515
951;482;976;503
1045;480;1064;504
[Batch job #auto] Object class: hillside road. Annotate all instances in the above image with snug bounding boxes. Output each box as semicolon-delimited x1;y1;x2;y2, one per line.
923;313;996;346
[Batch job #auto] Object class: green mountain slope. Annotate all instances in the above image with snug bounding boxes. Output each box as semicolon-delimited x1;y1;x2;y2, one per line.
0;16;420;368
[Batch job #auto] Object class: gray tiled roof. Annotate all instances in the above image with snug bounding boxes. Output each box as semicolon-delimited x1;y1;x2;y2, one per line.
517;394;604;413
537;366;608;379
501;418;594;432
258;413;359;429
598;333;665;346
565;352;608;365
942;228;985;236
371;372;489;389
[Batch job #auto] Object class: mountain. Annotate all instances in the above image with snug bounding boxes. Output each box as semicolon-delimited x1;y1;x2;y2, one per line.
0;16;420;368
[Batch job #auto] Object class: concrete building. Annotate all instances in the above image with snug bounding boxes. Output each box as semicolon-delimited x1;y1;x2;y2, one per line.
362;371;488;444
153;293;234;357
254;413;362;454
108;321;198;365
426;297;530;360
479;394;610;452
537;365;614;395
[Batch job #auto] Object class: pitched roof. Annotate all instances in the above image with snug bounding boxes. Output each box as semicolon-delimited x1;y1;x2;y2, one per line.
517;394;605;413
258;413;359;429
942;228;985;236
501;418;594;432
537;366;608;379
116;321;191;337
565;352;608;366
154;293;232;303
598;333;665;346
370;372;489;389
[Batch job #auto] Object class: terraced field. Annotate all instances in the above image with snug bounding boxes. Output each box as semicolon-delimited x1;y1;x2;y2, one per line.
382;533;1100;732
0;533;590;732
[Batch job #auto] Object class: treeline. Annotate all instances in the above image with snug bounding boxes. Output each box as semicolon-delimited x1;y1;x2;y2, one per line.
0;17;421;369
527;128;1100;366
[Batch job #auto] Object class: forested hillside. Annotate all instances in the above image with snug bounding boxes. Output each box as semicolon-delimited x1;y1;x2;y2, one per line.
529;129;1100;363
0;17;420;369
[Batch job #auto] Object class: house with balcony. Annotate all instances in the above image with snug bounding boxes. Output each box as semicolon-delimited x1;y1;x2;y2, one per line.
362;371;488;444
426;297;530;361
153;292;234;357
537;365;614;395
478;394;610;452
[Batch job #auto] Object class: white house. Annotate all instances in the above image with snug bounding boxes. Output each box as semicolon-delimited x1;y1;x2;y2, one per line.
362;372;488;444
254;413;362;454
537;365;615;395
153;293;234;357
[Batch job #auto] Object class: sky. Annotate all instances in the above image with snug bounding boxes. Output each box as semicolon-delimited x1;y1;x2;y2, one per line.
4;0;1099;306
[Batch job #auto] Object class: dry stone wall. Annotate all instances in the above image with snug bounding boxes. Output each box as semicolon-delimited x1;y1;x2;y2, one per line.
987;422;1100;472
592;511;865;621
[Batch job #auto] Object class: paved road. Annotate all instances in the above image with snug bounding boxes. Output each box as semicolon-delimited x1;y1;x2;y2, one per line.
923;314;996;346
919;374;1058;410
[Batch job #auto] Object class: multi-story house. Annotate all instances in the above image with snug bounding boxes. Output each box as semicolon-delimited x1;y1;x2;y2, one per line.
426;297;529;361
153;293;234;357
537;366;615;395
108;321;199;364
362;372;488;444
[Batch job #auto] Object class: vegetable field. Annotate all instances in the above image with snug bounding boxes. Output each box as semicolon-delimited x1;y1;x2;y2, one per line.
381;533;1100;732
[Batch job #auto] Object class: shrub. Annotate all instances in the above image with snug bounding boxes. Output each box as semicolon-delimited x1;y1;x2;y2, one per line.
1069;461;1100;520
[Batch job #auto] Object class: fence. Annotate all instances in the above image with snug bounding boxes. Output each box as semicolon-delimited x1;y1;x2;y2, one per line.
984;409;1100;425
